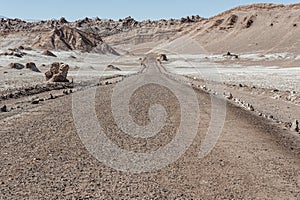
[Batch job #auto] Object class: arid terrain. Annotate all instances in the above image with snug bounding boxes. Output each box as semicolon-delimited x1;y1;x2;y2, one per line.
0;3;299;199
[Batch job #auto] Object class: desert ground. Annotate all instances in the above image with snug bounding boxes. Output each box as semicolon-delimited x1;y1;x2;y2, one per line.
0;3;299;199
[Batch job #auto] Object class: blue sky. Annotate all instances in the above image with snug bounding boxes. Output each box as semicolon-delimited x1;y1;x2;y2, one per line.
0;0;299;21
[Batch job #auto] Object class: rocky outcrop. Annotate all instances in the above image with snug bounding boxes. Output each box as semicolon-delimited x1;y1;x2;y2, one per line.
227;14;238;26
244;15;256;28
29;26;119;54
45;62;69;82
0;15;204;36
32;26;103;52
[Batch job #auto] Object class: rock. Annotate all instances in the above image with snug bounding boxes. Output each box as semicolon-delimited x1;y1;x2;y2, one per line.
224;51;239;59
50;64;69;82
46;62;60;79
1;105;8;112
225;92;233;100
227;14;238;26
107;64;121;71
42;50;57;57
244;15;256;28
31;99;39;104
290;120;299;132
25;62;41;72
159;54;168;61
45;62;69;82
13;52;22;58
59;17;68;24
248;105;254;111
8;63;24;70
200;85;207;90
272;94;281;100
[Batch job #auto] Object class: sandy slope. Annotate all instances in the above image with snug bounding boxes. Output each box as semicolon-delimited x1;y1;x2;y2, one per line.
104;4;300;55
191;4;300;54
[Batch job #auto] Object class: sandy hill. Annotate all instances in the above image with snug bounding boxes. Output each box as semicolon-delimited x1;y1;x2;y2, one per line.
104;3;300;54
189;3;300;54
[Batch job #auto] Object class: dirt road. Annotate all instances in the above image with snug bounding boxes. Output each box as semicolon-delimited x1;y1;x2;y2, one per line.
0;56;299;199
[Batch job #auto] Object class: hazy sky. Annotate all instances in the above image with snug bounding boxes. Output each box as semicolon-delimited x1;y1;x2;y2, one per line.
0;0;299;21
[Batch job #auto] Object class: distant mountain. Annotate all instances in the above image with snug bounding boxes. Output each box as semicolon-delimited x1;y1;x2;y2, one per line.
0;15;7;19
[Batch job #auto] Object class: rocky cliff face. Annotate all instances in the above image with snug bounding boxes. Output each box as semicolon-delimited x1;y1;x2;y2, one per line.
32;26;102;51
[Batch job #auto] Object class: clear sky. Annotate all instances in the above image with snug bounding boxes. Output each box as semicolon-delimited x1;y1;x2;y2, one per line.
0;0;299;21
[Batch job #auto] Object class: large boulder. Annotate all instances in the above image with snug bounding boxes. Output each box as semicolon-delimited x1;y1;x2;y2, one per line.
25;62;41;72
45;62;69;82
8;63;24;70
45;62;59;80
